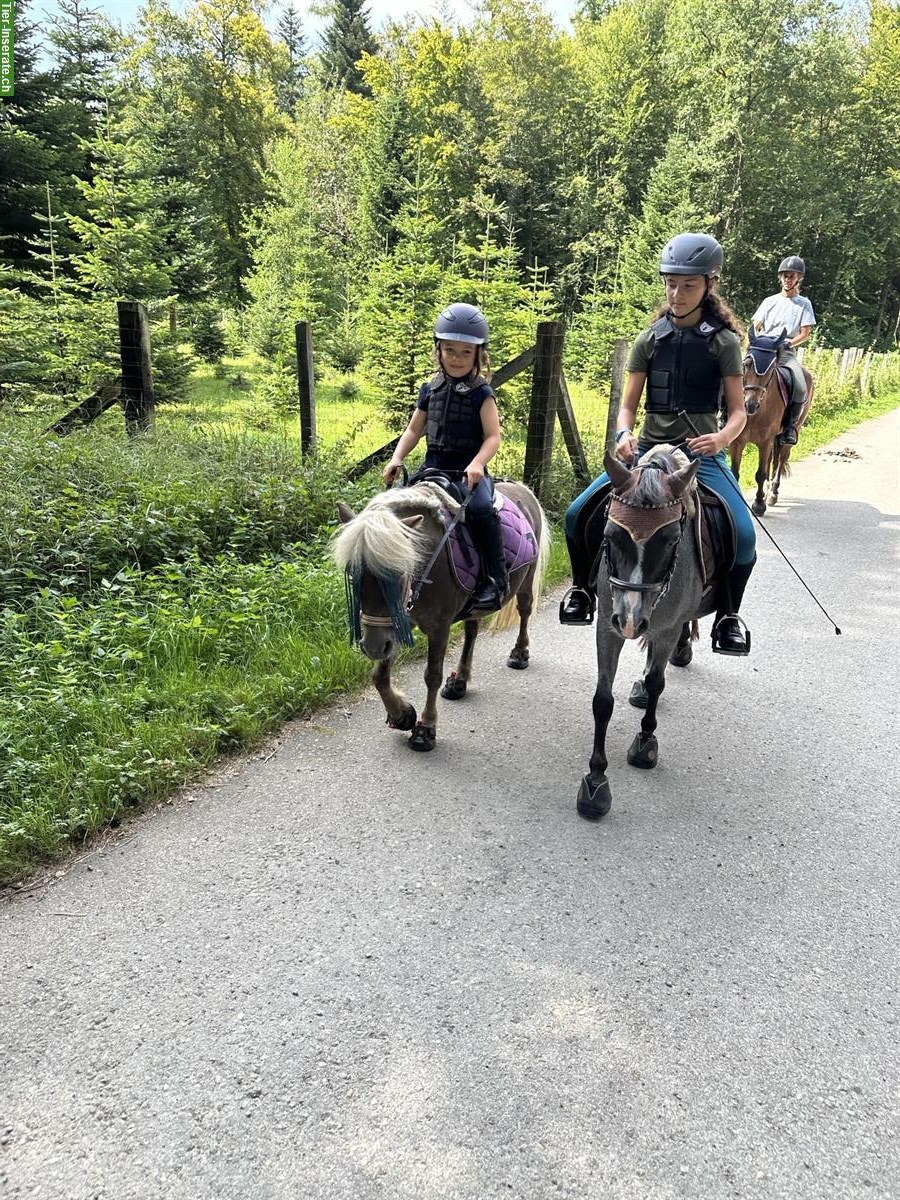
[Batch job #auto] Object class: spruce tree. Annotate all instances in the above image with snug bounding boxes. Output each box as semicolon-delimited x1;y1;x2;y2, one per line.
276;5;308;116
319;0;377;96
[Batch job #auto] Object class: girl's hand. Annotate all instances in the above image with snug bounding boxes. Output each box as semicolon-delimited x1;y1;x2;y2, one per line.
464;462;485;491
383;460;402;485
685;433;724;457
615;432;638;463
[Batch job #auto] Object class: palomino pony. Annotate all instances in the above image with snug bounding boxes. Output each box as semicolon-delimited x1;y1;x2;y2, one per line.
730;330;814;516
332;480;549;751
577;446;713;821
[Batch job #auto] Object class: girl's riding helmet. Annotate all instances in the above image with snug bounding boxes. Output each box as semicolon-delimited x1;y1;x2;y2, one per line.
659;233;724;278
434;303;489;345
778;255;805;275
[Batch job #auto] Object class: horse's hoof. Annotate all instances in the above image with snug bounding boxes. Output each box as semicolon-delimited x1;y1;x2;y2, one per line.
751;500;766;517
627;732;658;769
577;774;612;820
507;647;529;670
387;705;416;732
409;722;436;752
441;673;467;700
669;642;692;668
628;679;649;709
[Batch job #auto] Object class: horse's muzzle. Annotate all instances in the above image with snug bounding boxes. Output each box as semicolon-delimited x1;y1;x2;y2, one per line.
360;628;395;660
610;600;651;640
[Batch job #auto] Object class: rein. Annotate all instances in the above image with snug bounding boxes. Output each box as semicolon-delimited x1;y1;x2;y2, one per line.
406;489;473;612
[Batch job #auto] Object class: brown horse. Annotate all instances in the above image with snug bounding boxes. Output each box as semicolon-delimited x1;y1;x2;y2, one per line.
332;480;549;751
730;331;814;516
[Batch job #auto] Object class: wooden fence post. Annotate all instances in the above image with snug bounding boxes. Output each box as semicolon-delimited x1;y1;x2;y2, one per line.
117;300;155;436
524;321;565;499
295;321;316;458
555;371;592;488
605;338;629;450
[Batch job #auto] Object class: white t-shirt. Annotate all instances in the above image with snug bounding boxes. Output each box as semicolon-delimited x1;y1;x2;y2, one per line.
752;293;816;339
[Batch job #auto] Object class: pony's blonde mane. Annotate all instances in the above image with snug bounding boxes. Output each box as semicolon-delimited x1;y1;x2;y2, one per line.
331;488;441;578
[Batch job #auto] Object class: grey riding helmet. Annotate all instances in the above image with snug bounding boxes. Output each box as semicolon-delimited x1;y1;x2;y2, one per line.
434;303;489;345
778;255;806;276
659;233;724;277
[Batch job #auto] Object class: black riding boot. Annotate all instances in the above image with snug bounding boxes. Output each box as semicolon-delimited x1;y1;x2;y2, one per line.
469;508;508;611
559;536;596;625
780;399;804;446
712;557;755;656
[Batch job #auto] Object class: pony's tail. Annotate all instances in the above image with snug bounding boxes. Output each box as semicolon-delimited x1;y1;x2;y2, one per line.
491;503;551;633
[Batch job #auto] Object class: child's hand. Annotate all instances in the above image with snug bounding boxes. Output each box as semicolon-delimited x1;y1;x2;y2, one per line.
464;462;485;491
383;461;402;485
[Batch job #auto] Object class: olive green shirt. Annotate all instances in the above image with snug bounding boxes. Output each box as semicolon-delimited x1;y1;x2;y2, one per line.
626;326;743;443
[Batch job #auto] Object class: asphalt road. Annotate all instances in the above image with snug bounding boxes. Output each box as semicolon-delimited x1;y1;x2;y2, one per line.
2;412;899;1200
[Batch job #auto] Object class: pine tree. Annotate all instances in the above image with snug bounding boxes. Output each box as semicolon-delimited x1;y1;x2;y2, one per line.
319;0;377;96
276;5;308;116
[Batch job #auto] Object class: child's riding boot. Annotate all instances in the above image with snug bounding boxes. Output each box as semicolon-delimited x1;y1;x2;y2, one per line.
559;536;596;625
470;509;509;611
780;399;804;445
712;557;755;656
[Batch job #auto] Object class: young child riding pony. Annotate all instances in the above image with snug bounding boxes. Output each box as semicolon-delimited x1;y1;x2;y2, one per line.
382;302;508;612
559;232;757;656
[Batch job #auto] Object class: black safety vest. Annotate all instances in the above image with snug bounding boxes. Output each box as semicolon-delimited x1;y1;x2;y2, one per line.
420;373;493;464
645;315;724;414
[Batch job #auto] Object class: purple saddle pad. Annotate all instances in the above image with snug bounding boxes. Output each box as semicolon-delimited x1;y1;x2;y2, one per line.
447;495;539;593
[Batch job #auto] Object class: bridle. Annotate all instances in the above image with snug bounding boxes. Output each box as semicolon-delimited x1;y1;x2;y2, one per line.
743;345;780;410
600;472;689;612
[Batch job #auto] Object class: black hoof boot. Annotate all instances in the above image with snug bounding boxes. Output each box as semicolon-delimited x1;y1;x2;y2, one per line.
712;615;751;656
628;679;649;709
669;641;692;668
441;672;467;700
507;647;529;670
627;731;658;769
387;705;417;732
409;722;436;751
577;774;612;820
559;587;595;625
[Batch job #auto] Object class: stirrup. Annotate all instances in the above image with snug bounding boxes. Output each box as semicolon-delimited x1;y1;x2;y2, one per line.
559;586;595;626
711;613;751;656
778;426;799;446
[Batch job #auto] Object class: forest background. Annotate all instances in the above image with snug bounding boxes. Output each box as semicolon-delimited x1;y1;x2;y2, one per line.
0;0;899;882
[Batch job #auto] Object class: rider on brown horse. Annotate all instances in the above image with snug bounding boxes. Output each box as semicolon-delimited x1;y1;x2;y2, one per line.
751;255;816;445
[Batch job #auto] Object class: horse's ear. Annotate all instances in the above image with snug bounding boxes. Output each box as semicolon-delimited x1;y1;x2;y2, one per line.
337;502;356;524
401;514;424;529
668;458;700;498
604;450;633;491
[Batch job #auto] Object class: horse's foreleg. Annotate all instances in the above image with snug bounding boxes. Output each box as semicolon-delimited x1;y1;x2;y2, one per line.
578;632;624;821
507;573;534;670
409;628;450;751
752;441;771;517
730;441;744;484
627;643;671;769
373;657;416;732
441;619;479;700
